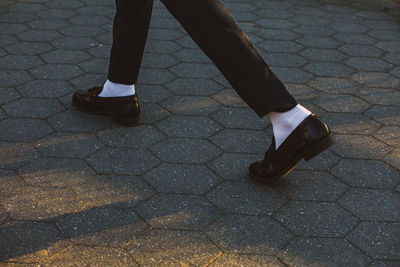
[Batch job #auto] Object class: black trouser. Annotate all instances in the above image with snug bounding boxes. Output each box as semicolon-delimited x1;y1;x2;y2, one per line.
108;0;297;117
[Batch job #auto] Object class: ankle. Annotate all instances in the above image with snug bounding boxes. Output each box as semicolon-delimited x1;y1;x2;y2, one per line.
99;79;135;97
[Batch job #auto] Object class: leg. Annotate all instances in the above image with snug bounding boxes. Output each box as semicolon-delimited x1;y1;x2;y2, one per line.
160;0;333;183
108;0;154;85
160;0;297;116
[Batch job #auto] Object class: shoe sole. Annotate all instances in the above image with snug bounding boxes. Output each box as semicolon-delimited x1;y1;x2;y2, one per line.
72;101;139;127
250;134;335;183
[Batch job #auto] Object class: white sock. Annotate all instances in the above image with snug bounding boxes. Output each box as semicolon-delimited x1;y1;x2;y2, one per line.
98;79;135;97
268;104;312;150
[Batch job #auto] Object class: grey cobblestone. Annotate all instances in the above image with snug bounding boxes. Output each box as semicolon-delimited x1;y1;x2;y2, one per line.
1;0;399;265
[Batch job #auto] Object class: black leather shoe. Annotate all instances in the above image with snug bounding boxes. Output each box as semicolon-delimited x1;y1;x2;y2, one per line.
249;114;334;183
72;87;140;127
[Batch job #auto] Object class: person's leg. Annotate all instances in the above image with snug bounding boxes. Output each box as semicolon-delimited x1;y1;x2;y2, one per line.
108;0;154;85
160;0;333;182
160;0;297;117
72;0;153;126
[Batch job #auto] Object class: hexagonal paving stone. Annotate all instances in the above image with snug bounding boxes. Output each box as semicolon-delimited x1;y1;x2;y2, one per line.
149;138;221;164
144;163;221;194
207;152;262;181
136;194;220;230
331;159;399;189
256;29;300;41
374;126;400;147
210;129;269;154
17;30;62;42
165;78;223;96
212;89;247;108
60;26;105;38
365;105;400;126
338;189;400;221
345;57;393;72
78;58;109;74
357;87;400;106
0;221;71;263
368;30;400;41
391;66;400;78
4;41;53;56
207;181;287;215
331;134;392;160
303;62;355;76
125;229;221;266
352;72;400;88
68;15;107;26
2;186;85;221
0;23;28;34
275;170;348;201
258;40;304;53
278;237;370;266
139;103;169;124
300;48;347;62
48;110;112;132
375;41;400;53
209;253;284;266
137;68;176;85
33;132;103;158
97;125;165;149
41;50;92;64
3;98;64;119
69;73;105;89
18;157;95;188
156;115;222;138
169;63;219;79
211;107;269;130
45;246;136;267
73;174;154;209
204;214;292;254
0;142;39;170
333;32;376;45
347;222;400;260
161;95;222;116
0;169;25;199
58;206;148;247
262;53;307;67
296;36;341;49
275;201;357;237
30;64;83;80
384;149;399;171
172;48;211;64
271;66;314;83
339;44;384;57
37;9;76;19
0;70;33;87
144;40;181;54
0;118;53;142
307;77;360;94
27;18;71;31
16;80;74;98
141;53;179;68
87;147;160;175
312;94;370;113
322;113;380;134
51;37;97;50
0;87;20;105
255;18;296;29
0;55;43;70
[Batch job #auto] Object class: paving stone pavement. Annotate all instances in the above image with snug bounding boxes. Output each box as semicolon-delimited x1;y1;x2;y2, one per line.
0;0;399;266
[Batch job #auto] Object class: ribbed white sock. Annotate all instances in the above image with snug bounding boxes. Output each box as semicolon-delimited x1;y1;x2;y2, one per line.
268;104;312;150
98;79;135;97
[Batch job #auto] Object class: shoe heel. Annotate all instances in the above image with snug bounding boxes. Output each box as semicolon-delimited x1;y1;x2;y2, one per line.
302;135;334;161
112;115;140;127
